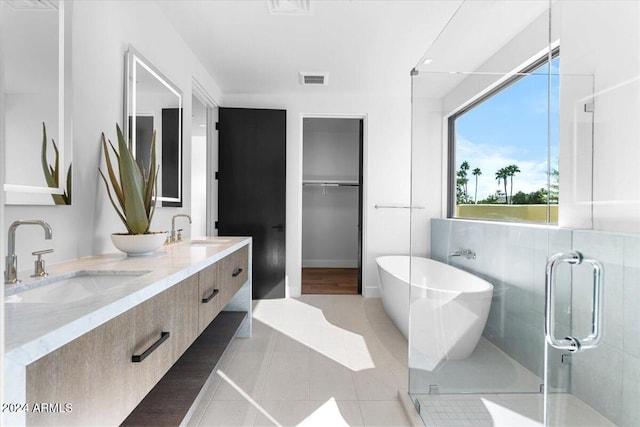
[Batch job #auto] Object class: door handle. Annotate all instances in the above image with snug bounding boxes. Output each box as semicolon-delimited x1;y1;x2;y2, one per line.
272;224;284;231
544;251;603;353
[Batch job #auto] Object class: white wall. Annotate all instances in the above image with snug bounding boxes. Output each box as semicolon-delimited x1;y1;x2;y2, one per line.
4;0;222;269
223;93;412;298
410;97;444;258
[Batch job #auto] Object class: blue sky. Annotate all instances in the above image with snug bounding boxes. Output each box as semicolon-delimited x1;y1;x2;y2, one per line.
456;57;559;200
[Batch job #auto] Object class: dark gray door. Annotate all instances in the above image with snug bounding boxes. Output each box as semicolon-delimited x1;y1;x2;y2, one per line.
217;107;286;299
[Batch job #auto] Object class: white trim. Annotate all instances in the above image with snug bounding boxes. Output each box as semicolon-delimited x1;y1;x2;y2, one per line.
363;286;381;298
298;113;368;298
4;184;65;195
192;78;219;108
191;78;219;237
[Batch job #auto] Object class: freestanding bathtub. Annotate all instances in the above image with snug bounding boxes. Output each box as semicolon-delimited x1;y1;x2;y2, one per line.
376;256;493;365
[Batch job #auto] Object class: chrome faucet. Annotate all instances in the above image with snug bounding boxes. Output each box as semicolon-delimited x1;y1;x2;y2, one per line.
449;249;476;260
5;220;53;284
171;214;191;243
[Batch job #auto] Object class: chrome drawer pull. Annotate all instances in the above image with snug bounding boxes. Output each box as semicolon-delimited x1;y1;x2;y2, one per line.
202;288;219;303
232;268;243;277
132;331;170;363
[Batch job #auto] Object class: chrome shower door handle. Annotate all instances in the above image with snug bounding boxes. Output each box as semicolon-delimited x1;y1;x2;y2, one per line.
579;257;604;350
544;251;604;353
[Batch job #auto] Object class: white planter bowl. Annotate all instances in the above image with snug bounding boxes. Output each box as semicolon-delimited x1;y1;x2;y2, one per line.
111;232;167;256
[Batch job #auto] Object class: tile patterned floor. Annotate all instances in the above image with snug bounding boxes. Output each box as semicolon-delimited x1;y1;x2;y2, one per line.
416;393;615;427
187;295;413;427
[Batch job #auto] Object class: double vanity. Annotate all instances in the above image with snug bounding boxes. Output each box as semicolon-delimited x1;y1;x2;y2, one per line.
4;236;252;426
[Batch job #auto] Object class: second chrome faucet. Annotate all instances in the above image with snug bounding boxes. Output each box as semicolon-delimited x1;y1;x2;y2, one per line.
170;214;192;243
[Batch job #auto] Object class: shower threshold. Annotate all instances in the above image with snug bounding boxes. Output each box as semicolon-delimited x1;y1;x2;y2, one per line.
408;338;613;426
412;393;613;427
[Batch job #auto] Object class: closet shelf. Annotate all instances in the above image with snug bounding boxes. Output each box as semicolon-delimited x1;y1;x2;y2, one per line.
303;176;359;187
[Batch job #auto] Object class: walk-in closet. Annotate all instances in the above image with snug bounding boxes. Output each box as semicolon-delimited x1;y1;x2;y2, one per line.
302;117;363;294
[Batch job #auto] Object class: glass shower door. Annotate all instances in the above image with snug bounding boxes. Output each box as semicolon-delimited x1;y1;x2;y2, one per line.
407;0;636;425
544;1;640;426
409;2;557;424
409;0;640;425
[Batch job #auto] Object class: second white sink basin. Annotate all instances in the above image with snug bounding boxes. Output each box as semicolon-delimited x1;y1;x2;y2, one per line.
5;270;149;304
189;239;232;246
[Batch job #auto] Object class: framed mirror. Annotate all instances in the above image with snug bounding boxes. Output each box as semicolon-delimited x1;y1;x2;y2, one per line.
2;0;73;205
124;47;183;207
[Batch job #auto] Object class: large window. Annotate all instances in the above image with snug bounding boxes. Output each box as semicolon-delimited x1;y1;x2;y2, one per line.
449;50;559;224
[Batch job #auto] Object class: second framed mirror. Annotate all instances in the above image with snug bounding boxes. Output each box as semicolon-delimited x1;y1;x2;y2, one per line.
124;46;182;207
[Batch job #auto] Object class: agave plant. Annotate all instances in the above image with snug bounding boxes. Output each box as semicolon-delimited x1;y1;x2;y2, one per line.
98;124;158;235
41;122;72;205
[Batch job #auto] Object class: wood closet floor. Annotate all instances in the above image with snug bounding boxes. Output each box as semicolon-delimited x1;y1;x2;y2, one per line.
301;268;358;294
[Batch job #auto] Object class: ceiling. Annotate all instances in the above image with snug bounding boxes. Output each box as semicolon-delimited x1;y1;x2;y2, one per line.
157;0;550;97
157;0;463;95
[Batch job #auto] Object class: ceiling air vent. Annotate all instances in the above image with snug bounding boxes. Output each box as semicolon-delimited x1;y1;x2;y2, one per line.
267;0;312;15
299;72;329;86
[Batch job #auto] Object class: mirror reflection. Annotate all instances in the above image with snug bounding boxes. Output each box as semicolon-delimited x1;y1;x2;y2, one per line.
2;0;72;205
124;47;182;207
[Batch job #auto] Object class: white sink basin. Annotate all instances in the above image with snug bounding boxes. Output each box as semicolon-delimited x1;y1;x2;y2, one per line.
5;270;149;304
189;239;232;246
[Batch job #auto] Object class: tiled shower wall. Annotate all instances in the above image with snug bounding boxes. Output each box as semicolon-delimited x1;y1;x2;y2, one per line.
430;218;640;426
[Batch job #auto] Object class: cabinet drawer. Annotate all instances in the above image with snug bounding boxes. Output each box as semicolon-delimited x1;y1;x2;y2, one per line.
25;276;198;426
197;262;221;334
131;275;198;393
218;246;249;307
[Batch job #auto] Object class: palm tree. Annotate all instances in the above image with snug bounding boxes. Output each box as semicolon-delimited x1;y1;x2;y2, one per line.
495;168;509;204
506;164;521;204
472;168;481;204
460;161;470;195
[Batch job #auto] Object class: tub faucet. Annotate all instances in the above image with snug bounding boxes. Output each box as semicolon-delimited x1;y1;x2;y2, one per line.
449;249;476;260
5;220;53;284
171;214;191;243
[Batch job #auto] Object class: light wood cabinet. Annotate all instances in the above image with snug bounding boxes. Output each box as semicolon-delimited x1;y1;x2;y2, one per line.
23;245;248;426
218;246;249;305
197;262;221;335
197;246;248;336
25;274;198;426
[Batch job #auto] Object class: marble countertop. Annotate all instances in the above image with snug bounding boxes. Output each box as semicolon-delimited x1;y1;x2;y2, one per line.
4;236;251;365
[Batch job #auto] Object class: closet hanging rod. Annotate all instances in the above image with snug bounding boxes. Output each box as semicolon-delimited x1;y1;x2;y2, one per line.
374;204;425;209
302;182;359;187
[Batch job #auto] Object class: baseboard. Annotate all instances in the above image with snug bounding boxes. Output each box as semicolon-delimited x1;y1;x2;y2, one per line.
302;260;358;268
362;286;381;298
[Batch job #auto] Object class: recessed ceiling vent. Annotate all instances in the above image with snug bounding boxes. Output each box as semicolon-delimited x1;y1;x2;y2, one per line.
267;0;312;15
299;72;329;86
6;0;57;10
